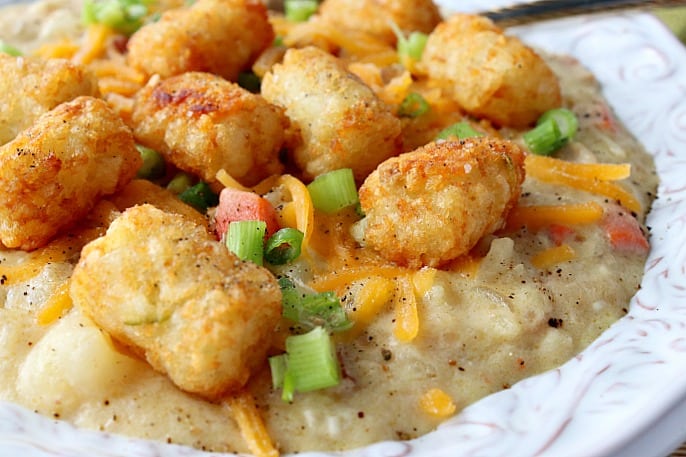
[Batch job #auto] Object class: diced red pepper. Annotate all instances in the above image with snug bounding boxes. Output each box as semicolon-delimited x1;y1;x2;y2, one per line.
214;188;280;241
547;224;576;246
601;207;649;255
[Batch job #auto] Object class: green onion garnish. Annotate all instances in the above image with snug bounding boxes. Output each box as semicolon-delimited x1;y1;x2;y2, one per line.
523;108;578;156
269;327;341;401
178;181;219;213
389;21;428;63
82;0;151;35
523;118;564;156
435;121;484;140
307;168;359;214
279;277;352;332
135;145;166;180
237;71;261;93
398;92;430;118
0;41;22;56
284;0;318;22
227;220;267;265
265;228;304;265
166;172;194;194
538;108;578;140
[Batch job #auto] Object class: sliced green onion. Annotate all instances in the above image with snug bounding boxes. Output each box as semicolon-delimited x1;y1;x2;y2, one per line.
523;118;565;156
265;228;304;265
284;0;318;22
279;277;352;332
135;145;166;179
398;92;430;118
307;168;359;214
538;108;578;140
435;121;484;140
389;21;428;63
227;220;267;265
268;327;340;401
178;181;219;212
82;0;150;35
237;71;261;93
523;108;579;156
166;172;194;194
0;41;22;56
269;354;288;390
285;327;340;392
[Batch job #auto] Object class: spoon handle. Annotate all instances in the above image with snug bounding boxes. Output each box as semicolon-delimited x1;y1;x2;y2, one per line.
482;0;686;26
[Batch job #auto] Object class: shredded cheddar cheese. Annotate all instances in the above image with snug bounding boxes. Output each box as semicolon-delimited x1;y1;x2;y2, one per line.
530;244;576;269
72;23;113;64
36;281;73;325
346;275;395;338
393;276;419;342
525;155;640;213
525;154;631;181
225;392;279;457
419;388;457;417
506;201;604;232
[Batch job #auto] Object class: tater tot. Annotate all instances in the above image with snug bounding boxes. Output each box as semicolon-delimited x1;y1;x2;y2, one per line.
70;204;282;400
358;137;525;268
318;0;441;44
421;14;561;128
0;96;141;251
0;54;98;145
261;46;403;181
127;0;274;81
131;72;287;186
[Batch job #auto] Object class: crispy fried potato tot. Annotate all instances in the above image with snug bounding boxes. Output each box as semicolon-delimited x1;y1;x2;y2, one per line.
421;14;561;128
127;0;274;81
70;204;282;400
318;0;441;44
0;54;98;145
261;46;402;181
110;179;211;231
132;72;287;186
358;137;525;268
0;96;141;251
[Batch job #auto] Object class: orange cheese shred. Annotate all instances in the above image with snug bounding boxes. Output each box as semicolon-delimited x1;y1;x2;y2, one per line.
525;154;631;181
36;281;73;326
530;244;576;269
72;23;113;64
32;39;79;59
525;155;640;213
310;265;409;293
225;392;279;457
345;275;395;338
393;276;419;342
419;388;457;418
506;201;604;232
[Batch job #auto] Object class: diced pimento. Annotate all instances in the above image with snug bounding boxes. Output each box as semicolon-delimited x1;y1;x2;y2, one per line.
547;223;576;246
601;207;650;255
214;188;280;241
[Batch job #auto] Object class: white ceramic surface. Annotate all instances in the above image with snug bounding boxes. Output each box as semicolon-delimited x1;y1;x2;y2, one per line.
2;3;686;457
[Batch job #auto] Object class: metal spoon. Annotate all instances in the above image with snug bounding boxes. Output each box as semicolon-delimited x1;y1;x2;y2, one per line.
481;0;686;26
